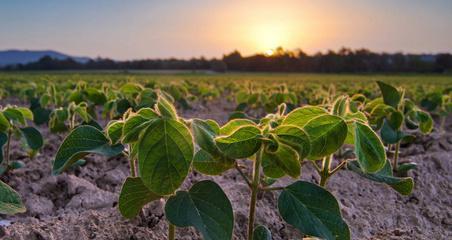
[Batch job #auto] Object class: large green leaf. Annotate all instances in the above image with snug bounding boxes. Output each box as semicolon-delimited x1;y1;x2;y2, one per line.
273;125;310;159
304;115;347;160
262;142;301;178
216;125;261;159
282;106;328;128
347;161;414;195
253;225;272;240
0;180;26;215
354;122;386;173
278;181;350;240
193;149;234;175
53;126;124;174
118;177;161;219
19;127;44;150
138;118;193;195
376;81;401;108
165;180;234;240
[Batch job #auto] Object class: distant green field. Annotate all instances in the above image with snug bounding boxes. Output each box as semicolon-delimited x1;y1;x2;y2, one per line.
1;71;451;100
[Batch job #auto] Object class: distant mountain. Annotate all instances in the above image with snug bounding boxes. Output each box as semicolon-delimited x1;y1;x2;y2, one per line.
0;50;90;66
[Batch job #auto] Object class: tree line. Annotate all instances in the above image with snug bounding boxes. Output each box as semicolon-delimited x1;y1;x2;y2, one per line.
3;47;452;73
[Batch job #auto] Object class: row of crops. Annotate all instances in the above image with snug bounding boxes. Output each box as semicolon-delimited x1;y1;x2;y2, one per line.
0;76;451;240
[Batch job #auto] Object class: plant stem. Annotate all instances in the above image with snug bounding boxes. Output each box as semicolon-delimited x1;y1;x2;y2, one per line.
440;116;446;134
329;160;347;176
319;155;333;187
247;147;263;240
130;158;136;177
393;142;400;172
4;128;12;170
168;222;175;240
235;162;252;188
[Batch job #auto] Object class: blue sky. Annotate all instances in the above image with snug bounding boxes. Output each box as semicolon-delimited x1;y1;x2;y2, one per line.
1;0;451;59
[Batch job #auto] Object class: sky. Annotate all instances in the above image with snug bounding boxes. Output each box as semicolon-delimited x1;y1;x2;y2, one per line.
1;0;451;60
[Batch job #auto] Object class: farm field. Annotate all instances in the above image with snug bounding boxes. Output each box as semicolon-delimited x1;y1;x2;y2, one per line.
0;72;451;240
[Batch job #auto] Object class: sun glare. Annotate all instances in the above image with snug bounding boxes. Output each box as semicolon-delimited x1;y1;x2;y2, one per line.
252;23;286;53
264;49;274;56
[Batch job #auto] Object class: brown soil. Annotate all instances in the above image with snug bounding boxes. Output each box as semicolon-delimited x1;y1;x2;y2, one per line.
0;98;451;240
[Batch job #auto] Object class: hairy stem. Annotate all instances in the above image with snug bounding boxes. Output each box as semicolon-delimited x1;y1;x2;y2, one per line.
440;116;446;134
319;155;333;187
168;222;175;240
235;162;252;188
393;142;400;171
329;160;347;176
247;148;263;240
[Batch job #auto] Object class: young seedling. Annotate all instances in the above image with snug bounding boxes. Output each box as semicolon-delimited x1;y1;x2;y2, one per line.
420;91;452;134
0;106;44;175
0;105;43;216
366;81;433;174
52;94;234;240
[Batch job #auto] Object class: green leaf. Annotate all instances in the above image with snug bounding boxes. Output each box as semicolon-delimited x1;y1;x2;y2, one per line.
304;115;347;160
219;119;256;136
205;119;220;135
191;119;221;156
122;114;155;144
138;118;193;195
0;180;26;215
344;112;367;144
216;125;261;159
0;112;10;132
157;95;178;119
262;142;301;178
106;120;124;144
397;162;417;177
15;107;34;121
278;181;350;240
165;180;234;240
3;108;26;125
332;95;348;116
415;111;433;134
118;177;161;219
376;81;401;108
53;126;124;174
380;120;405;144
347;161;414;195
19;127;44;150
253;225;272;240
193;149;234;175
354;122;386;173
282;106;328;128
388;111;404;130
120;83;143;96
136;107;159;119
273;125;311;159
